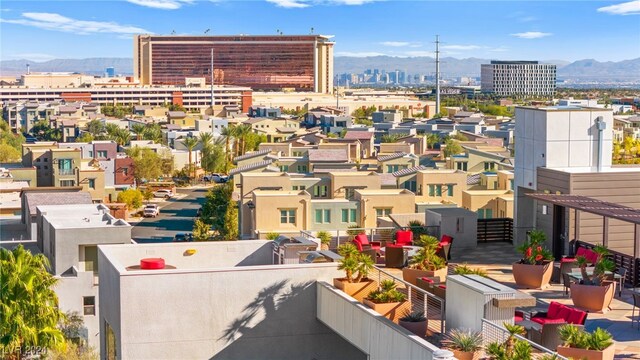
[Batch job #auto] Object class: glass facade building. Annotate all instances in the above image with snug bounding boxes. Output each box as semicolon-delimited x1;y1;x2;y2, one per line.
134;35;334;93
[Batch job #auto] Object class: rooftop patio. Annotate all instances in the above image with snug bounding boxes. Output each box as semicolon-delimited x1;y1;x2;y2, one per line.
442;242;640;358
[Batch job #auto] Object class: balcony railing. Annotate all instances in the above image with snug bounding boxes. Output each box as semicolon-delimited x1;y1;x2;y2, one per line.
58;168;75;176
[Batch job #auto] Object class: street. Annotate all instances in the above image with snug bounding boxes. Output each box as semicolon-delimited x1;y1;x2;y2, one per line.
132;187;208;243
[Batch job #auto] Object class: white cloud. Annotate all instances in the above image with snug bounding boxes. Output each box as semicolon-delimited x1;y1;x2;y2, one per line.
441;44;482;51
330;0;377;4
335;51;388;57
126;0;193;10
266;0;310;8
510;31;552;39
597;1;640;15
1;12;151;35
381;41;409;47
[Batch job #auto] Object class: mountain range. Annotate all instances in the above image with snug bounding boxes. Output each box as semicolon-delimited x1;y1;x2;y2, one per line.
1;56;639;82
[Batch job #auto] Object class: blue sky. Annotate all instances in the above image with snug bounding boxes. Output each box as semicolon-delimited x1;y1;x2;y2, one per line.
0;0;639;62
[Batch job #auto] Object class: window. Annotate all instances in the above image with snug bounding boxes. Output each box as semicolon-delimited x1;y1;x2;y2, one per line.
296;165;308;173
293;151;303;157
477;209;494;219
375;208;392;217
349;209;357;222
428;184;435;196
280;165;289;172
456;217;464;233
292;185;306;191
123;168;128;176
341;209;357;223
345;188;355;199
88;151;94;158
456;162;468;171
315;209;331;224
484;162;495;171
60;180;75;187
403;180;417;192
44;158;48;162
280;209;296;224
97;151;108;158
83;296;95;316
447;184;454;197
435;185;442;196
36;158;41;162
313;185;328;198
88;179;95;189
509;179;514;190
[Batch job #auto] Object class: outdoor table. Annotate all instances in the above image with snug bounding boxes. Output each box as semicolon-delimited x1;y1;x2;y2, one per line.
568;271;621;281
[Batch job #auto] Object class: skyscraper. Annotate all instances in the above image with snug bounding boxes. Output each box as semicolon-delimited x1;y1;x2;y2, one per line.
480;61;556;97
134;35;335;93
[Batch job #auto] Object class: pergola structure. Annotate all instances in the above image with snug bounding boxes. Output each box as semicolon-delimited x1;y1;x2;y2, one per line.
527;193;640;285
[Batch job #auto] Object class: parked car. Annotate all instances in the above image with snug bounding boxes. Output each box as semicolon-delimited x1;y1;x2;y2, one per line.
173;232;193;242
203;173;229;183
143;204;159;218
153;189;174;199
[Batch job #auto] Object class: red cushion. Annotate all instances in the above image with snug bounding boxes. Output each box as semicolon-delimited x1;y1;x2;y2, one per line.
386;244;402;248
532;317;566;325
441;235;453;243
514;314;524;323
547;301;563;319
355;234;369;246
352;239;364;252
556;306;572;321
438;285;446;289
585;250;599;264
395;230;413;246
420;277;434;283
576;247;588;257
567;308;587;325
561;257;577;263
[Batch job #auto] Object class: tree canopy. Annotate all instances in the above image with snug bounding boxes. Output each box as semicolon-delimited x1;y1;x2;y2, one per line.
126;146;173;182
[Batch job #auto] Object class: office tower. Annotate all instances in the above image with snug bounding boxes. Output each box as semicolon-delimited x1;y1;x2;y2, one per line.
481;61;556;97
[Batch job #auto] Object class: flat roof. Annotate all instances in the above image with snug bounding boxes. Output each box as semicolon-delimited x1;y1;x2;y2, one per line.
37;204;130;229
547;166;640;173
526;193;640;225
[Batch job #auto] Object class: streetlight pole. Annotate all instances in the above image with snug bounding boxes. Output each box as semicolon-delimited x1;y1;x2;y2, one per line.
435;35;441;117
210;48;214;113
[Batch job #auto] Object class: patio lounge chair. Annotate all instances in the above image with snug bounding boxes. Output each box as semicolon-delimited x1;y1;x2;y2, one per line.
394;230;413;246
384;244;406;268
352;233;381;255
437;235;454;260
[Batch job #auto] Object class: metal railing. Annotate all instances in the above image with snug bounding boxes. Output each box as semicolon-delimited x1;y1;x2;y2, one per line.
371;265;446;335
481;318;567;359
58;168;75;176
306;226;440;250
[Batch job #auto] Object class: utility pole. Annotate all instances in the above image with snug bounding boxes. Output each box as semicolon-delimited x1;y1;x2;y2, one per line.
210;48;214;112
335;87;339;108
435;35;441;117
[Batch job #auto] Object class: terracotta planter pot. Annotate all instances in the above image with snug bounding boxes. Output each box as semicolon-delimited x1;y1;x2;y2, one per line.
363;299;411;323
320;243;329;251
452;350;479;360
333;278;378;302
512;261;553;289
557;344;615;360
570;282;616;313
399;319;427;337
402;267;447;286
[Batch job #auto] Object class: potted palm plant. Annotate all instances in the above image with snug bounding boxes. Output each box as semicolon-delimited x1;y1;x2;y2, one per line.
557;325;615;360
333;243;377;302
570;245;617;313
402;235;447;285
441;328;483;360
512;230;554;289
485;323;531;360
398;310;427;337
316;231;331;251
363;279;410;323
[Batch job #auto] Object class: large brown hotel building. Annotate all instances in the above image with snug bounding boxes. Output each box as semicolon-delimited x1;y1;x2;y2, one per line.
134;35;334;93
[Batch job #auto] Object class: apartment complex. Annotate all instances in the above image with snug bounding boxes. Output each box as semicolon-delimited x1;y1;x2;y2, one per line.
481;61;556;97
0;85;252;114
134;35;334;93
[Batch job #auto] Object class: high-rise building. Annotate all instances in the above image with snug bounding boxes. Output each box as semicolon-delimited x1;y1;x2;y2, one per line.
105;67;115;78
134;35;335;93
480;61;556;97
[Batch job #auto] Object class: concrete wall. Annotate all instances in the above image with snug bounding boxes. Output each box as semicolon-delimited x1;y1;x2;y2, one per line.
355;190;416;228
252;191;311;234
99;243;362;360
426;208;478;249
56;271;101;349
415;170;467;205
330;172;381;199
379;143;414;155
310;199;360;231
316;282;437;360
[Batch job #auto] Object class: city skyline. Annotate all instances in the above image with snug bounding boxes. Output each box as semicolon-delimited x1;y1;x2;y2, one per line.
0;0;639;63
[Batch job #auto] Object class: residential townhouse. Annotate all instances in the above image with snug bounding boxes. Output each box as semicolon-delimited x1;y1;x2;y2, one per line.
462;170;514;219
343;130;375;158
447;144;513;173
2;101;100;132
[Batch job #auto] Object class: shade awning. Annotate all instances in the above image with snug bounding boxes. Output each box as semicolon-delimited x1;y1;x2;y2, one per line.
526;193;640;225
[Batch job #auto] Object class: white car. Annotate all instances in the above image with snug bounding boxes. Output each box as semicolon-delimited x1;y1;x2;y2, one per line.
143;204;159;217
203;173;229;183
153;189;174;199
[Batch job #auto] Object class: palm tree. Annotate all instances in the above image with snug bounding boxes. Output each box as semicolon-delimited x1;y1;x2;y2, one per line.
114;128;131;147
131;124;146;140
0;245;66;357
183;136;200;179
235;124;252;156
426;133;440;150
220;126;238;173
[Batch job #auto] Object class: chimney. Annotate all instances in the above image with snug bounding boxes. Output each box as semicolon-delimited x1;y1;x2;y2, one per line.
595;116;606;172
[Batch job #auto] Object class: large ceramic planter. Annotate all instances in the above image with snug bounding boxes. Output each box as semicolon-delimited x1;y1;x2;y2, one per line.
402;267;447;286
399;319;427;337
570;282;616;313
333;278;378;302
557;344;615;360
452;350;479;360
363;299;411;323
512;261;553;289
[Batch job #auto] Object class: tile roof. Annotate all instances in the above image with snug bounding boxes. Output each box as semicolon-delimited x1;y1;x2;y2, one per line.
24;191;93;216
379;173;397;186
229;159;276;176
344;131;374;140
308;149;349;162
377;152;407;162
392;165;428;178
467;173;481;185
167;111;186;118
276;127;297;133
233;149;271;163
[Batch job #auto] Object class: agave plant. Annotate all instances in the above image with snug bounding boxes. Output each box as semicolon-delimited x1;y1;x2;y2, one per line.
316;231;332;249
454;263;488;277
442;328;483;352
399;309;426;323
559;324;613;351
265;232;280;240
366;279;407;303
